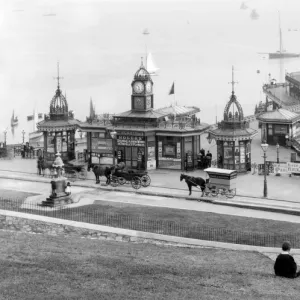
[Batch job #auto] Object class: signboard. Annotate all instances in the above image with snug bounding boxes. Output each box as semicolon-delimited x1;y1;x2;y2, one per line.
91;139;112;151
176;142;181;159
148;146;155;160
137;152;142;162
147;160;156;170
158;141;162;157
117;135;145;147
56;137;62;152
186;152;193;170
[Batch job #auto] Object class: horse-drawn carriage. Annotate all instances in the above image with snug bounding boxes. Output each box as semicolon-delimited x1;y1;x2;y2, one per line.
202;168;237;198
180;167;237;199
110;168;151;189
91;162;151;189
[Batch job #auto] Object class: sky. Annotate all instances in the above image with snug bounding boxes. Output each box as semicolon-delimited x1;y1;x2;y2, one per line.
1;0;300;143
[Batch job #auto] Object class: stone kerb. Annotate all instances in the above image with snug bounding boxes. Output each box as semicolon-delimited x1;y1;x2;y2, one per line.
0;209;299;253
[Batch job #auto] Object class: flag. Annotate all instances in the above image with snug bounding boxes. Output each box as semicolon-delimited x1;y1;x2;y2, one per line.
169;82;175;95
38;113;43;119
27;115;34;121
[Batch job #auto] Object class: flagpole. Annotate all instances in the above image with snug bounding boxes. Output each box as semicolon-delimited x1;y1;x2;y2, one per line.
174;80;176;106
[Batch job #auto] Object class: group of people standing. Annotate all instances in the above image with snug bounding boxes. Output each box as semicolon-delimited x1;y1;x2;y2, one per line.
197;148;212;169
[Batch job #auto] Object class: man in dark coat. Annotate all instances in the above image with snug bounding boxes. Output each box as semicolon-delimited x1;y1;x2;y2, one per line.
274;241;300;278
206;151;212;167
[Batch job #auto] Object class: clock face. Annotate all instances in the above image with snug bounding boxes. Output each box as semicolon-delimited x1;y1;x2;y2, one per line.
133;82;144;93
134;97;144;109
146;96;151;109
146;81;152;93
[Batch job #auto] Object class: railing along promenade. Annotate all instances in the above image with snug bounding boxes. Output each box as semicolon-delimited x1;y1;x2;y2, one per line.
262;83;289;107
0;197;298;248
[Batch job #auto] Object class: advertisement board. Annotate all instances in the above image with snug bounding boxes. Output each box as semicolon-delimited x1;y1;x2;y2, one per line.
117;136;145;147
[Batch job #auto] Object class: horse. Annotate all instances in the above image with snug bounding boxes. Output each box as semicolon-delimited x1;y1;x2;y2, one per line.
91;165;114;184
180;173;207;196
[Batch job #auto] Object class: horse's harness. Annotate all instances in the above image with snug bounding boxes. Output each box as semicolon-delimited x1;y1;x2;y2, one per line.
184;176;206;189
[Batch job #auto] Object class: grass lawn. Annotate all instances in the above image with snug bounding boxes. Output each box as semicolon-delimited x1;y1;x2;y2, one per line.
0;189;38;209
1;230;300;300
29;200;300;247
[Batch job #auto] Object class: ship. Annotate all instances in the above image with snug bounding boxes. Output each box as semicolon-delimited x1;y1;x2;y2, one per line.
145;52;160;76
10;110;18;127
250;9;259;20
269;13;300;59
240;2;248;9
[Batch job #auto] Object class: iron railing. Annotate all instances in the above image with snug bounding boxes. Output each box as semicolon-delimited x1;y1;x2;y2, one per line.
0;197;299;248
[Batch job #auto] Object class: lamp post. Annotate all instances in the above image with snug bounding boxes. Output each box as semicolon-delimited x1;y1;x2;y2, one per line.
21;130;25;144
276;143;280;163
3;129;7;145
207;133;212;144
261;142;268;198
110;129;117;165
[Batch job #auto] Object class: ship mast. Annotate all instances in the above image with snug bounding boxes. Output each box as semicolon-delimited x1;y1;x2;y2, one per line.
143;29;149;69
279;12;283;53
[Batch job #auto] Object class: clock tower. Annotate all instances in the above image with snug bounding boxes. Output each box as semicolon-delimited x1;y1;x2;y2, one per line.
131;60;154;111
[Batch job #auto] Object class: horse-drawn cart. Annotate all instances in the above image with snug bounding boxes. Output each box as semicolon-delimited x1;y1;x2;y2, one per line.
203;168;237;198
110;169;151;189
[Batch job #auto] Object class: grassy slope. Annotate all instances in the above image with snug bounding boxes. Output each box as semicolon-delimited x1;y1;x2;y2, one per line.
1;231;300;300
50;201;300;236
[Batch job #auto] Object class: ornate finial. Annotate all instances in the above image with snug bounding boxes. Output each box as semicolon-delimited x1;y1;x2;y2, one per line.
54;62;64;89
228;66;238;95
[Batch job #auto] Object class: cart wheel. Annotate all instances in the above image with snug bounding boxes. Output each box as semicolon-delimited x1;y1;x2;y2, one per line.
110;176;119;187
225;188;236;198
131;176;141;189
141;175;151;187
118;177;126;185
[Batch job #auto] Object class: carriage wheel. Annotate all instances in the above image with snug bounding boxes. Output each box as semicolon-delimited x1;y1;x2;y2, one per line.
131;176;141;189
141;175;151;187
110;176;119;187
210;188;218;197
118;177;126;185
225;188;236;198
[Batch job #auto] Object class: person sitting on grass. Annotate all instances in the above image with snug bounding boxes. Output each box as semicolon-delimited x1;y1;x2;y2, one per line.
274;241;300;278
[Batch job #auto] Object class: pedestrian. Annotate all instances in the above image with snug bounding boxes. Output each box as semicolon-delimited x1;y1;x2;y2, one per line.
274;241;300;278
217;154;223;168
65;182;71;195
206;151;212;167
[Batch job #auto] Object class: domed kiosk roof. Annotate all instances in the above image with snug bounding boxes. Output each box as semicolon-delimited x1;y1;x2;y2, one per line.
37;64;80;132
134;60;152;81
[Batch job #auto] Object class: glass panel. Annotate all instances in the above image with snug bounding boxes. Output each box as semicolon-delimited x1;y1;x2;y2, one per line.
132;147;138;160
125;147;132;160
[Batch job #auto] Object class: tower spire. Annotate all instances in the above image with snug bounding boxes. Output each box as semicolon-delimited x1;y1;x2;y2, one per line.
54;61;64;89
228;66;238;95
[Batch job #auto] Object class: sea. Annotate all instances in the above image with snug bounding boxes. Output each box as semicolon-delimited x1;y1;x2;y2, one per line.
2;0;300;144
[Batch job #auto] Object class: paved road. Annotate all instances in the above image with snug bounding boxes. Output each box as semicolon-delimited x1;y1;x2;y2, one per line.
2;178;300;225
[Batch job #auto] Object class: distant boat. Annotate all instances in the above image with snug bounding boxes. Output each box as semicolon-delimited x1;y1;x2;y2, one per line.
240;2;248;9
269;13;300;59
43;10;56;17
250;9;259;20
143;28;149;35
11;110;18;127
146;52;160;76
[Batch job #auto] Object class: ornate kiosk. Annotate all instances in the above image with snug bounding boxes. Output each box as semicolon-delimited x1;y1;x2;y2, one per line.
37;66;80;167
207;68;258;173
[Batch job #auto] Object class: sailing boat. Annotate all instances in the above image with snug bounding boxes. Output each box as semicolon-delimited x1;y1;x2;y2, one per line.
10;110;18;127
250;9;259;20
146;52;160;76
240;2;248;9
269;13;300;59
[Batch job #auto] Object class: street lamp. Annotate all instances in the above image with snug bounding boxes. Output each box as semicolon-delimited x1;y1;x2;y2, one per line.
207;133;213;144
261;142;268;198
3;129;7;145
21;130;25;144
110;129;117;165
276;143;280;163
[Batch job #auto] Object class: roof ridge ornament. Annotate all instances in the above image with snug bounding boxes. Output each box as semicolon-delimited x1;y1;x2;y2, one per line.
228;66;238;95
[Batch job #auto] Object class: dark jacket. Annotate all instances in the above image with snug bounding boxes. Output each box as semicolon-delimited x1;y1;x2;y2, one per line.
274;253;297;278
